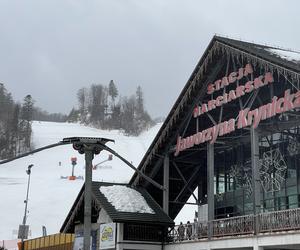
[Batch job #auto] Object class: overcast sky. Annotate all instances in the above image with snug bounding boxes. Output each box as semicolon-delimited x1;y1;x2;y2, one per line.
0;0;299;118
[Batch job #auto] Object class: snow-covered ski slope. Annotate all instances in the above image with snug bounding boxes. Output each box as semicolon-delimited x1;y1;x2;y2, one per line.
0;121;196;241
0;121;162;239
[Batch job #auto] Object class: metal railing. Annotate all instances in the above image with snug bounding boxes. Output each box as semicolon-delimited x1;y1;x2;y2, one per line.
169;207;300;242
212;214;254;237
259;207;300;232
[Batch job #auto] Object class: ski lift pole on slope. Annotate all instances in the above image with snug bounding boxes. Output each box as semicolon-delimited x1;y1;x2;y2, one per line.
93;154;113;169
69;157;77;180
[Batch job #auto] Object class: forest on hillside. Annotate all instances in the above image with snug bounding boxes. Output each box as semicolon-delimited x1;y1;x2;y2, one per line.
0;80;155;159
68;80;154;136
0;84;33;159
0;83;69;159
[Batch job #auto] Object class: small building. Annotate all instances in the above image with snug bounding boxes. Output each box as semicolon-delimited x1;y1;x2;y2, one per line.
18;233;74;250
60;182;174;250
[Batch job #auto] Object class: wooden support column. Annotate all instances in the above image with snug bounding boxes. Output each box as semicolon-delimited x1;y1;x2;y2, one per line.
251;126;261;234
163;154;169;215
207;143;214;239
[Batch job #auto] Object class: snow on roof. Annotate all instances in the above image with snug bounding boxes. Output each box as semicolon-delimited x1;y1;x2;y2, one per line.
100;185;155;214
267;48;300;63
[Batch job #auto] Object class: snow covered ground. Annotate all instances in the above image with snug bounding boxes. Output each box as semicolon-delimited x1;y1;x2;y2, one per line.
0;121;161;240
0;121;196;241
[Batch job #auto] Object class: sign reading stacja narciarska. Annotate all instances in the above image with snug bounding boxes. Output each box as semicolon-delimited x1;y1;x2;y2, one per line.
100;223;116;249
175;63;300;156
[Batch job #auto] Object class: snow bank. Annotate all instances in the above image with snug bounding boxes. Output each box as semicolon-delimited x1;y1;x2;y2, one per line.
100;185;154;214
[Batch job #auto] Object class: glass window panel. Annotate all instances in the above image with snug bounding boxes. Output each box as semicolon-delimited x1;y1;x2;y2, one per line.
286;178;297;187
265;199;275;209
287;186;297;195
289;204;298;209
274;189;286;197
288;169;297;178
288;195;298;207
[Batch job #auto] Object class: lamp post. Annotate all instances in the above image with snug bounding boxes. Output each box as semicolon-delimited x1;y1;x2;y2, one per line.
19;164;33;250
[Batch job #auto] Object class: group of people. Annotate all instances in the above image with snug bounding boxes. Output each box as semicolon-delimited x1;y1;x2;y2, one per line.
177;219;199;241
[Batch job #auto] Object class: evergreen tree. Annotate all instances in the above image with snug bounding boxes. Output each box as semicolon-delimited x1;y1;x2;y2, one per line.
108;80;118;106
0;84;33;159
21;95;34;150
134;86;153;134
21;95;34;122
77;87;88;122
9;103;20;156
0;84;15;158
121;96;136;135
89;84;109;127
111;103;121;129
135;85;144;116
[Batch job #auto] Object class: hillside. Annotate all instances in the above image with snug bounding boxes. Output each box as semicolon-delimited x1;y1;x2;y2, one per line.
0;121;161;240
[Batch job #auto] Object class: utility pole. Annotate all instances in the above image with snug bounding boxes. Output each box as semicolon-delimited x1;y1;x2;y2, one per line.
19;164;33;250
62;136;166;250
65;137;114;250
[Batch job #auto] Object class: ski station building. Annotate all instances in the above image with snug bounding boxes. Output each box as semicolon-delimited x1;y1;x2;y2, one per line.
58;36;300;250
60;182;173;250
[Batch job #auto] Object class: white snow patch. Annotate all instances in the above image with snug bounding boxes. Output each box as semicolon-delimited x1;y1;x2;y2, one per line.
100;185;154;214
267;48;300;63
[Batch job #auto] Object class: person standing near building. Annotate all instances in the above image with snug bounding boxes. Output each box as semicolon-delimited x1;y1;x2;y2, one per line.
186;221;192;240
178;222;185;241
192;218;199;239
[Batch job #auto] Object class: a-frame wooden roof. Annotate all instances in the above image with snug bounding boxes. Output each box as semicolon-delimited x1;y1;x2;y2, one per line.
129;35;300;220
60;182;174;233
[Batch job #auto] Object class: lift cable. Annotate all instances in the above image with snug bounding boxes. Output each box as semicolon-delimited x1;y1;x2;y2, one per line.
0;142;69;165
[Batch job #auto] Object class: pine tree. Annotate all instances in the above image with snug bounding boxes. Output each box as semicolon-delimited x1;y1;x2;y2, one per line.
89;84;108;126
134;86;153;134
121;96;136;135
21;95;34;150
21;95;34;122
108;80;118;106
10;103;20;156
77;87;87;122
0;84;15;158
135;85;144;116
